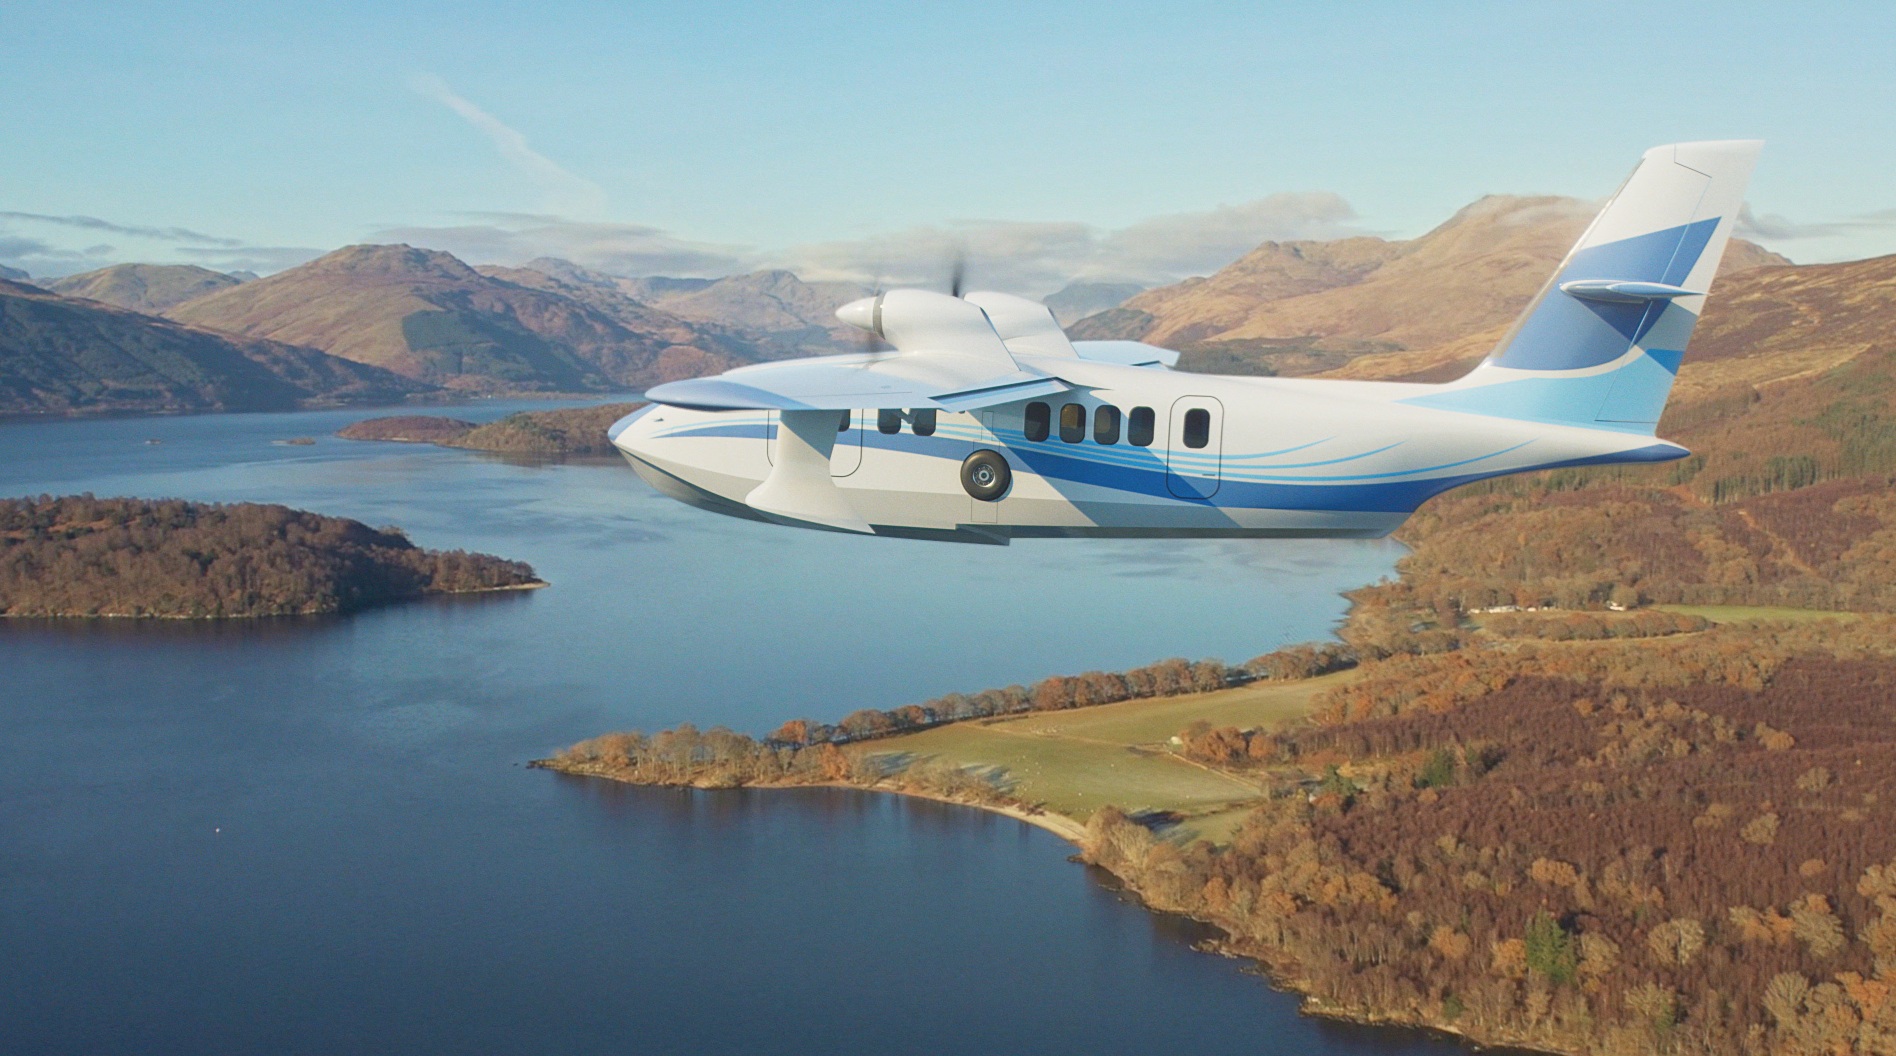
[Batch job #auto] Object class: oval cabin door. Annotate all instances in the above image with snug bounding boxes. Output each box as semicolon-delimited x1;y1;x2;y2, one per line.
1164;397;1223;499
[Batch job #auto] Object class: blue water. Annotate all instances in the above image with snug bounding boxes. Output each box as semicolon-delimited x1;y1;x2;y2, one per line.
0;401;1472;1055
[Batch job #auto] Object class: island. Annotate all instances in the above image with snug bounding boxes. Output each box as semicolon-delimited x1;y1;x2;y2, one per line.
338;402;643;456
0;495;543;618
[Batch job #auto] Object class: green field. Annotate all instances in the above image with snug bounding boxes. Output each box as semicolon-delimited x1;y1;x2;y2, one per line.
1657;604;1860;625
865;671;1354;841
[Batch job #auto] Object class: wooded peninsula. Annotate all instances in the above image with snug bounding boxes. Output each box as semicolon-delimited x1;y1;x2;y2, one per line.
337;402;642;456
0;495;542;618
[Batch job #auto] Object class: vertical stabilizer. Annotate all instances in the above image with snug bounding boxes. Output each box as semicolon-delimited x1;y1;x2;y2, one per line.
1410;141;1762;433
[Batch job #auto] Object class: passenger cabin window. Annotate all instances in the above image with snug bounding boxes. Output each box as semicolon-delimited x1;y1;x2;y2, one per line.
1183;408;1211;449
1024;402;1051;442
1128;406;1155;447
877;409;901;434
1094;405;1121;445
838;411;852;432
1059;403;1086;443
912;408;937;436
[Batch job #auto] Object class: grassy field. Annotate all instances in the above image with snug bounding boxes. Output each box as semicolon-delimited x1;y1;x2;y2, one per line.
1657;604;1860;625
864;671;1355;842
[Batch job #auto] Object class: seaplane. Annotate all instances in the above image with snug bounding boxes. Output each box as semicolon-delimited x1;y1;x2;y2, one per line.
611;141;1761;544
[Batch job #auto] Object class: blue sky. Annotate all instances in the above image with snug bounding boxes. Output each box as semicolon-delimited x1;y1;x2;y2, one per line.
3;0;1893;288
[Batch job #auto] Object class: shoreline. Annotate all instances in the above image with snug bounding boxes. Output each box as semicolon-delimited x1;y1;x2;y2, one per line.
534;759;1090;844
534;759;1548;1051
0;580;550;620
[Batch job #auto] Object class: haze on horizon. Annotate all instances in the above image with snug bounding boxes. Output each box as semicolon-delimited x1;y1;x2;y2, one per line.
4;0;1896;292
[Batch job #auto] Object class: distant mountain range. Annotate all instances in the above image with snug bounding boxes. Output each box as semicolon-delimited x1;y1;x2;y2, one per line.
164;245;761;393
1042;281;1146;326
6;194;1890;425
0;278;421;416
1068;195;1789;377
48;263;250;314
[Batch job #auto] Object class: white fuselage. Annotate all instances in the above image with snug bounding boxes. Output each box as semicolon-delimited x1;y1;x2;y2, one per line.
610;356;1683;544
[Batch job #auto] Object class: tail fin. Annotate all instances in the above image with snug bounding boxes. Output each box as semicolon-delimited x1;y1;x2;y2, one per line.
1417;140;1762;433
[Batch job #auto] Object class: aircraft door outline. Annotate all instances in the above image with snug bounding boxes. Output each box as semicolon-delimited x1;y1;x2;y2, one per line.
1165;396;1223;499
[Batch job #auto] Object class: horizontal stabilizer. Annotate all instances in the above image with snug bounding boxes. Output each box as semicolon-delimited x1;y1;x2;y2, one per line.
1559;279;1703;304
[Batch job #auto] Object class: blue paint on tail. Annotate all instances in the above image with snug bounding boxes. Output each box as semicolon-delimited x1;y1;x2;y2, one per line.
1491;218;1717;372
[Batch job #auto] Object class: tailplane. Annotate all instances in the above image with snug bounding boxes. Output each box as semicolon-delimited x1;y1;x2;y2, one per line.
1410;140;1762;433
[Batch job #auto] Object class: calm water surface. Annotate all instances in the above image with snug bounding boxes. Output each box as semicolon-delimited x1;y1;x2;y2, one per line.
0;401;1472;1055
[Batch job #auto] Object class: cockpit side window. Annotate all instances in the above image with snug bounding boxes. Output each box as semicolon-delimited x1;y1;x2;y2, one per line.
912;409;937;436
877;409;901;434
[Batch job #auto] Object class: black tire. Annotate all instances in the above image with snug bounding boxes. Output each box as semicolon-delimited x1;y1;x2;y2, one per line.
960;449;1012;501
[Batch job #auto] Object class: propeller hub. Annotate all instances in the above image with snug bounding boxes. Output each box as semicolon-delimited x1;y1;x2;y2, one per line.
835;294;884;336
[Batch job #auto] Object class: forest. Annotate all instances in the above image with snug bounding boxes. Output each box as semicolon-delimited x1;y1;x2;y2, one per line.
338;402;642;456
0;495;541;617
1128;619;1896;1056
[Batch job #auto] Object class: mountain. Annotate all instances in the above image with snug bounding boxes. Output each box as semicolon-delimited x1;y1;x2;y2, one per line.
168;245;748;392
641;270;870;356
1073;196;1788;378
617;275;715;301
0;264;29;283
0;278;425;416
472;259;757;356
1042;282;1145;326
48;263;247;314
505;260;868;359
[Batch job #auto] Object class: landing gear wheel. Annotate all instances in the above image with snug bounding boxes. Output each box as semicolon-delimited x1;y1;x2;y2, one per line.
961;449;1012;501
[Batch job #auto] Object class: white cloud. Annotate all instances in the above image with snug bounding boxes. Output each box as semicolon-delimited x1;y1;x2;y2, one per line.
411;75;608;218
766;192;1366;295
0;211;243;247
366;214;750;276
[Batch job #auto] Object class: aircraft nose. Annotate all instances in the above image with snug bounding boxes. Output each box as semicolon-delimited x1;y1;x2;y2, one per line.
607;404;656;445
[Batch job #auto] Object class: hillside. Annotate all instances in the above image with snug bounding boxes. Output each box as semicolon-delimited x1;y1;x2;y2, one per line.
0;278;425;416
166;245;748;392
0;495;541;617
48;263;246;314
498;260;871;358
1075;196;1788;378
554;264;869;358
1043;281;1145;326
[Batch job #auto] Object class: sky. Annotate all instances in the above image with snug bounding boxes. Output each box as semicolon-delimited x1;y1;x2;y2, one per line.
3;0;1894;292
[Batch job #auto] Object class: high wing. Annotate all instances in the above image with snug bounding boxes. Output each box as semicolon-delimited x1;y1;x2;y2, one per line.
643;289;1070;412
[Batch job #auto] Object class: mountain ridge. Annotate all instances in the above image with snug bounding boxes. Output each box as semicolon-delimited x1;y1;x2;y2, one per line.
0;278;425;416
1071;195;1790;378
167;245;748;392
48;263;248;314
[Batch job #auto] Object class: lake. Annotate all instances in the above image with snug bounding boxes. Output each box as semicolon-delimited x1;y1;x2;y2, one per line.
0;400;1475;1055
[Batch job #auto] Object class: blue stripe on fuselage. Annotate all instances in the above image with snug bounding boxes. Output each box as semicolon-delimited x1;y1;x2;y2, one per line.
644;419;1683;514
